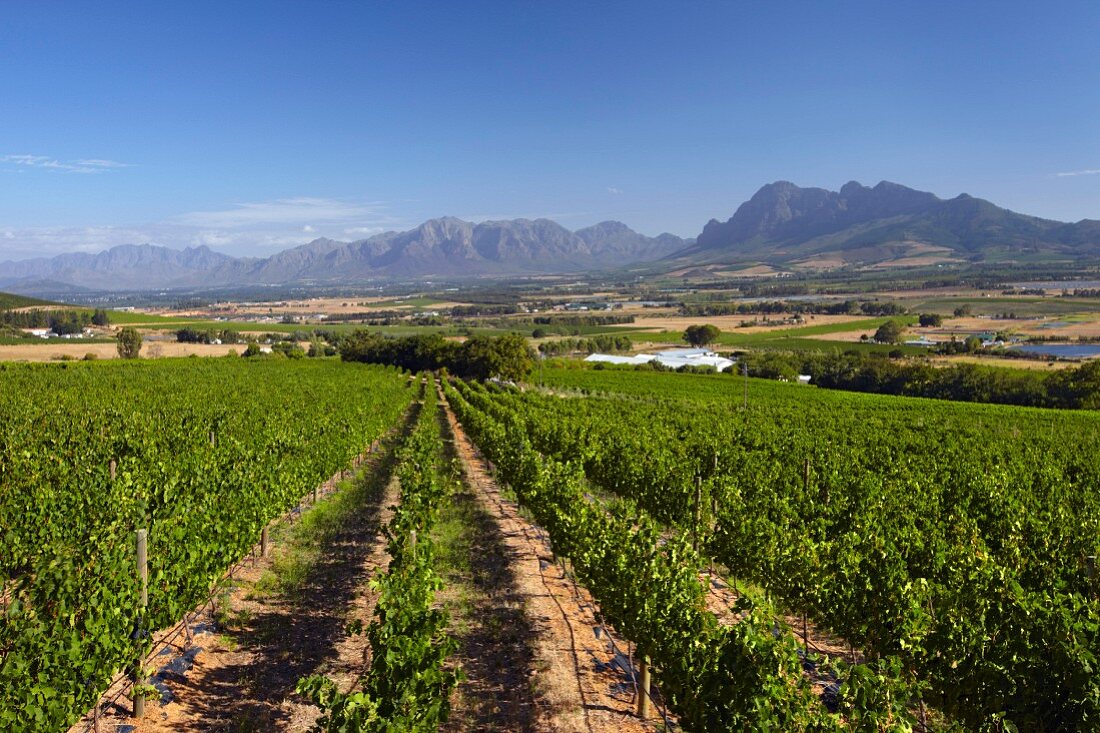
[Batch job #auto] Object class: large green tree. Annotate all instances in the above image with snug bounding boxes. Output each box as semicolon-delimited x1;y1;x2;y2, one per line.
918;313;943;327
683;323;721;347
873;320;905;344
340;331;534;381
458;333;535;381
116;327;142;359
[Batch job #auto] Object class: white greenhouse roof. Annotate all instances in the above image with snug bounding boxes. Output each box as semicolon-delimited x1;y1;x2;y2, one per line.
585;348;734;372
583;354;653;365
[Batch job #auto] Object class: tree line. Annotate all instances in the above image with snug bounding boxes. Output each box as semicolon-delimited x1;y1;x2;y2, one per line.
537;334;634;356
680;299;909;317
340;331;534;381
0;307;110;334
530;314;634;326
739;350;1100;409
175;327;243;344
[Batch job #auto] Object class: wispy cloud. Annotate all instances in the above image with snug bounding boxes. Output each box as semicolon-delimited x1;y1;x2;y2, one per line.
0;196;409;260
172;197;390;228
607;186;622;194
0;225;150;260
1056;168;1100;177
1;154;132;174
73;158;130;169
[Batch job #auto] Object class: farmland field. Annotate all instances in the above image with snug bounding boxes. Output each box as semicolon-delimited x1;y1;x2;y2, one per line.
5;356;1100;732
0;358;414;731
488;367;1100;729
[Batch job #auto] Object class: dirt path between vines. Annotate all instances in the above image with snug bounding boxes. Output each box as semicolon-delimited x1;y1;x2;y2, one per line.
432;401;542;733
76;423;406;733
439;388;665;733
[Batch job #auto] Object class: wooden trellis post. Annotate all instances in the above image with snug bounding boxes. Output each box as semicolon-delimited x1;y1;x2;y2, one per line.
636;656;651;718
132;529;148;718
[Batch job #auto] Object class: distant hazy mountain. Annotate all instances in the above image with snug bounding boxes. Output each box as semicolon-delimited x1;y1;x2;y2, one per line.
6;183;1096;294
0;244;239;291
576;220;691;261
0;219;689;292
676;180;1100;269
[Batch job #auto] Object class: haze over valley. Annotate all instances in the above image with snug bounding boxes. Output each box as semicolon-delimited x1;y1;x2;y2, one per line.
4;180;1100;294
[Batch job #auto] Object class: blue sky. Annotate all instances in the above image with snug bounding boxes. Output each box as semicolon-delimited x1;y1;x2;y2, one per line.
2;1;1099;260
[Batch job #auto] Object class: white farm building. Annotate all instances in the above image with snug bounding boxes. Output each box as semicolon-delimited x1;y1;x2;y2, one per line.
585;348;735;372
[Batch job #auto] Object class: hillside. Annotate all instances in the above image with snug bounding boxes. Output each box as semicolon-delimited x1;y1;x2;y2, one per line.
0;291;57;309
675;180;1100;270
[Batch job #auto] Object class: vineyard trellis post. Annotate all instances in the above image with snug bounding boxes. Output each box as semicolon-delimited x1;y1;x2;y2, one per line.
261;526;269;557
109;459;116;482
132;528;148;719
637;655;651;718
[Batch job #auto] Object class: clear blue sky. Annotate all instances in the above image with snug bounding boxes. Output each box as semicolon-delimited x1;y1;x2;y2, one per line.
2;0;1099;260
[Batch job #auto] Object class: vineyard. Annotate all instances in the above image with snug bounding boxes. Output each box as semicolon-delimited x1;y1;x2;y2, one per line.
502;367;1100;730
3;357;1099;732
445;378;919;731
0;359;414;731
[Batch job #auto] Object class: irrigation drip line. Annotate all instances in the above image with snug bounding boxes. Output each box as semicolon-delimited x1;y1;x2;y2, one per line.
541;522;674;732
549;526;674;731
595;609;673;732
481;445;670;729
527;522;595;733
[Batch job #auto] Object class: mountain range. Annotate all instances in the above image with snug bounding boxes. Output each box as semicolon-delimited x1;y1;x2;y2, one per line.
0;218;691;292
2;181;1099;292
680;180;1100;270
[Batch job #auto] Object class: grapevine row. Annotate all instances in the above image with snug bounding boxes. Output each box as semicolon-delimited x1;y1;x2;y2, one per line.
0;359;414;731
445;377;919;732
495;369;1100;730
298;378;461;731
